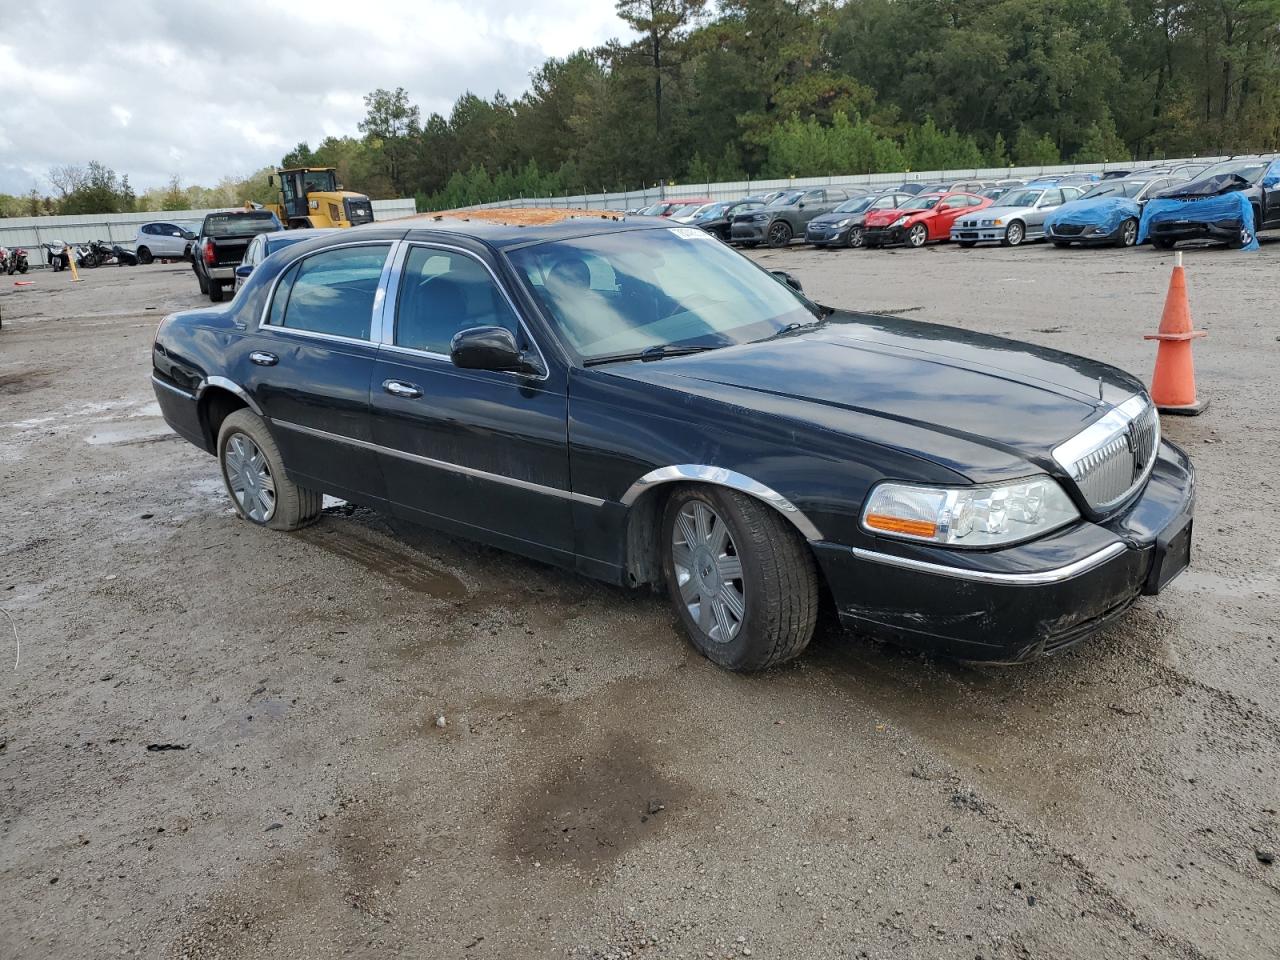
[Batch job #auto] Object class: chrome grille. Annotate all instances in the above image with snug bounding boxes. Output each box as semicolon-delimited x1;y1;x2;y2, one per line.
1053;396;1160;512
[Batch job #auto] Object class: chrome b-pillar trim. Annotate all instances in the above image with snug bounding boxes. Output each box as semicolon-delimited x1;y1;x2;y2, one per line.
619;465;824;541
849;541;1127;585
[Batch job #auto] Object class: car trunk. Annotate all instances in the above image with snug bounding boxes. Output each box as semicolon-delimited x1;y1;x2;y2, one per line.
209;238;250;266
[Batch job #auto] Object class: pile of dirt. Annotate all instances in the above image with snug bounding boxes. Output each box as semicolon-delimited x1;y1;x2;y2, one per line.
409;207;625;226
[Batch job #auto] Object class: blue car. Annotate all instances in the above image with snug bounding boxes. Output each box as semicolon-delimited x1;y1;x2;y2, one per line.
1044;174;1184;248
234;229;339;292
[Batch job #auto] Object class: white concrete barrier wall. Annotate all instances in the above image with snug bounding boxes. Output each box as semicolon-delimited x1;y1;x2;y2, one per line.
460;158;1227;212
0;198;418;262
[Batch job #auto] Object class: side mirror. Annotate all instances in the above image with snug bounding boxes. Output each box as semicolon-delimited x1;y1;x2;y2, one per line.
770;270;803;294
450;326;542;375
235;264;253;279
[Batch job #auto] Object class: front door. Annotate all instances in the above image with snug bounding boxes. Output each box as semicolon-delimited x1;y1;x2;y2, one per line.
240;241;394;503
281;172;309;222
369;243;574;562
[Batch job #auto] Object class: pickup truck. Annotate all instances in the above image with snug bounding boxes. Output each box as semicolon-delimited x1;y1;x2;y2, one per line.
191;210;284;302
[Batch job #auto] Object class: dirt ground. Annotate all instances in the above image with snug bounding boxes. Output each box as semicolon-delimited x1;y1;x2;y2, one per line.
1;235;1277;960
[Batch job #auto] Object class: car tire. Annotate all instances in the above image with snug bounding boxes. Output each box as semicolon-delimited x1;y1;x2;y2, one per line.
1153;238;1177;250
766;221;793;248
1002;221;1025;247
208;280;224;303
217;410;322;532
1227;224;1253;249
137;246;153;264
660;485;818;672
906;223;928;248
847;226;865;249
1116;218;1138;247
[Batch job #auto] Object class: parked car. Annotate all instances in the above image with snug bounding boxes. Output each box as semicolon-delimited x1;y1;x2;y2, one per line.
688;199;765;241
636;199;712;218
951;186;1084;247
1166;162;1210;181
669;202;718;224
150;218;1195;671
1142;156;1280;249
1044;174;1185;248
191;209;284;302
1056;173;1103;186
234;229;339;292
863;191;992;248
803;192;914;248
730;187;855;248
134;222;197;264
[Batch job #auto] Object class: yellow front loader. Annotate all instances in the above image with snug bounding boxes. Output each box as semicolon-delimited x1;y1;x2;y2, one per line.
265;167;375;229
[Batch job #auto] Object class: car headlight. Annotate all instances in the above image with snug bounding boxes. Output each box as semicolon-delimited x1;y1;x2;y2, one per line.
992;218;1004;226
860;477;1079;548
835;218;851;228
752;213;768;221
890;215;907;227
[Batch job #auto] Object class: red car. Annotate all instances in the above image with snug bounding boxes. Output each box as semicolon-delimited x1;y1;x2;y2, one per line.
862;191;992;248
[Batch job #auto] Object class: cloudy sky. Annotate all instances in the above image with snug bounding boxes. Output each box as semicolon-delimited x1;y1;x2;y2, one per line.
0;1;630;195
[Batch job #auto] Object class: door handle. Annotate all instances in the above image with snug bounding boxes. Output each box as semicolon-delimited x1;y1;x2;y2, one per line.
249;351;278;366
383;379;422;399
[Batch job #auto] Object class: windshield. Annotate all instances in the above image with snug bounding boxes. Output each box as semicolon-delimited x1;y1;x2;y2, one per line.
996;189;1044;207
203;212;280;238
1194;158;1270;183
637;203;668;216
507;227;816;362
1081;181;1145;200
833;196;875;214
669;204;702;218
768;191;803;207
697;202;730;218
901;194;942;211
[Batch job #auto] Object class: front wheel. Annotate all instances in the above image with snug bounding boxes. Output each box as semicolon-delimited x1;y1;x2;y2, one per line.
137;246;153;265
906;223;928;248
661;486;818;672
1002;221;1025;247
1116;218;1138;248
766;221;793;248
217;410;322;531
847;226;865;249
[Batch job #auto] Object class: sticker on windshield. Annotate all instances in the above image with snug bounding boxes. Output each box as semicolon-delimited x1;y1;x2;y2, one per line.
669;227;714;240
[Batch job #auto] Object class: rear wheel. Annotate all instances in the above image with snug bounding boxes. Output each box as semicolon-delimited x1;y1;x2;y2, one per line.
208;280;224;302
767;220;793;248
137;246;153;265
1002;221;1025;247
217;410;322;532
1115;218;1138;247
906;223;928;248
661;485;818;672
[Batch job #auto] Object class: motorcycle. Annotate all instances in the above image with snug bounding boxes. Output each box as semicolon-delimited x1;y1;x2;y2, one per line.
5;247;30;274
78;239;115;268
43;240;72;272
111;244;138;267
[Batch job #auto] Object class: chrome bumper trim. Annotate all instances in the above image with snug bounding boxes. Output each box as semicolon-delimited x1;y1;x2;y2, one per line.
150;374;195;400
849;541;1128;586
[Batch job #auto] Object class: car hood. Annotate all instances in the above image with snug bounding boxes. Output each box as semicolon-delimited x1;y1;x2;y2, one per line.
598;313;1145;477
809;210;871;226
1156;173;1252;199
958;204;1036;221
864;208;929;226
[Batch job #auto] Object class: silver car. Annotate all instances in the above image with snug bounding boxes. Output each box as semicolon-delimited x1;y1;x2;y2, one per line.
134;221;197;263
950;186;1084;247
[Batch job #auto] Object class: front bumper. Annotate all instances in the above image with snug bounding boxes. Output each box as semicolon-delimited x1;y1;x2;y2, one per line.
813;440;1195;662
1045;224;1119;245
863;225;905;246
805;223;851;245
1150;219;1242;243
951;227;1005;243
730;222;768;242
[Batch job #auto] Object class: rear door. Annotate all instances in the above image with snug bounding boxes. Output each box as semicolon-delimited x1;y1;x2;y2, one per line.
368;242;574;560
241;241;394;502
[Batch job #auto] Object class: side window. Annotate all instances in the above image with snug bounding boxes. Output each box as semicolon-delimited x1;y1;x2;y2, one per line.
803;189;825;203
268;244;389;340
1264;158;1280;188
394;247;521;356
142;224;157;235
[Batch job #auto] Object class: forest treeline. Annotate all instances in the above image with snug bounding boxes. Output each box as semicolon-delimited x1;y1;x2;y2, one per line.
5;0;1278;216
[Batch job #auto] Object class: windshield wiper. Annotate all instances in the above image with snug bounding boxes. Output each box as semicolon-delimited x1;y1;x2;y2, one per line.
755;317;829;342
583;344;721;367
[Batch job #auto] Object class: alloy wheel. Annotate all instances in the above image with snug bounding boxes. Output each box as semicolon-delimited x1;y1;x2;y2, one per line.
1006;222;1024;246
671;500;745;643
768;221;792;247
224;433;276;522
908;224;927;247
849;226;865;248
1122;219;1138;246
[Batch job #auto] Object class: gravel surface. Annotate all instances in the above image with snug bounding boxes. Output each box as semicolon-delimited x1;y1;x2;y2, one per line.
1;239;1277;960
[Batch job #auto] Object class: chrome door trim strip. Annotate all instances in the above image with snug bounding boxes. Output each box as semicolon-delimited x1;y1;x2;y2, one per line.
256;238;397;335
270;418;606;506
849;541;1127;585
619;464;823;541
151;374;195;400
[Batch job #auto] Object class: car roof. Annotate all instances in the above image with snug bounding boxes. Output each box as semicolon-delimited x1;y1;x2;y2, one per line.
382;215;676;250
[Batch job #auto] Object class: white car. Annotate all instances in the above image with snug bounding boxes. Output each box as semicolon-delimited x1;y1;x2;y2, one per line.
133;222;197;264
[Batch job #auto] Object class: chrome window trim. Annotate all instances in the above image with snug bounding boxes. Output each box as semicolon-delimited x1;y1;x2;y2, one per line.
619;464;823;541
269;418;605;506
850;541;1127;585
381;240;550;382
151;374;195;400
256;238;397;339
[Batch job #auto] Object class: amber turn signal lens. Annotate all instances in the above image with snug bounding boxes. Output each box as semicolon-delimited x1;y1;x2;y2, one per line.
864;514;938;538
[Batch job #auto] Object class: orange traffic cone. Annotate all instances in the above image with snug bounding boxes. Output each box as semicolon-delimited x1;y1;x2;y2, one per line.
1144;252;1207;415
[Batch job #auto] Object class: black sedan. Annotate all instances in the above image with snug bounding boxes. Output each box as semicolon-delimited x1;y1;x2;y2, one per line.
686;198;766;241
151;219;1194;671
